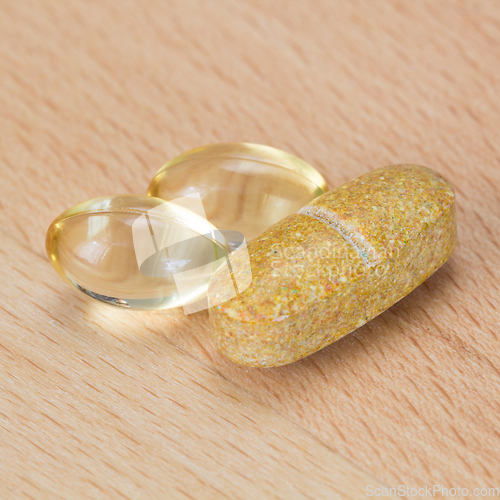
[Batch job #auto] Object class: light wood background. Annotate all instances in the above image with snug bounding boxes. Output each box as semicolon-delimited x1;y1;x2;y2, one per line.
0;1;499;498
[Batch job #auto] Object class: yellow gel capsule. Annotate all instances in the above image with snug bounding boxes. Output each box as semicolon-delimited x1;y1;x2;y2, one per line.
147;143;328;248
46;195;229;310
208;165;457;367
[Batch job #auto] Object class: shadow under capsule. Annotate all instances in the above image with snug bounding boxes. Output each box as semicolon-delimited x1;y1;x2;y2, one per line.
45;252;459;389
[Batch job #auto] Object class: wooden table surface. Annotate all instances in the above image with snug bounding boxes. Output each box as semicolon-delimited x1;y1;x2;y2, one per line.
1;1;499;498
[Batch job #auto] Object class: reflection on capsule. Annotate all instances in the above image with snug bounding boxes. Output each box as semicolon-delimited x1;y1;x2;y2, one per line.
46;195;229;310
148;142;328;249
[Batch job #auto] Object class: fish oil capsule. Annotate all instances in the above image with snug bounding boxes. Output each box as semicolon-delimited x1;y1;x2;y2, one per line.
208;165;457;367
46;195;229;310
147;143;328;249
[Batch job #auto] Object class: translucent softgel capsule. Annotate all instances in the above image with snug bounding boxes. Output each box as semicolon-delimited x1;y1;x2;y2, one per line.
46;195;229;310
147;143;328;248
209;165;457;367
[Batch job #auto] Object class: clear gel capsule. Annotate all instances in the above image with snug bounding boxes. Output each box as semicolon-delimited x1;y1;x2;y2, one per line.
46;195;229;310
147;143;328;248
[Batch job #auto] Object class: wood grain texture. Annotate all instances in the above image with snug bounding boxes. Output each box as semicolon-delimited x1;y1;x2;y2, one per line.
0;0;499;498
0;230;385;499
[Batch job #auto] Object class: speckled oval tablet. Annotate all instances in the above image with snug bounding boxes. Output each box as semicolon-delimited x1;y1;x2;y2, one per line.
208;165;456;368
